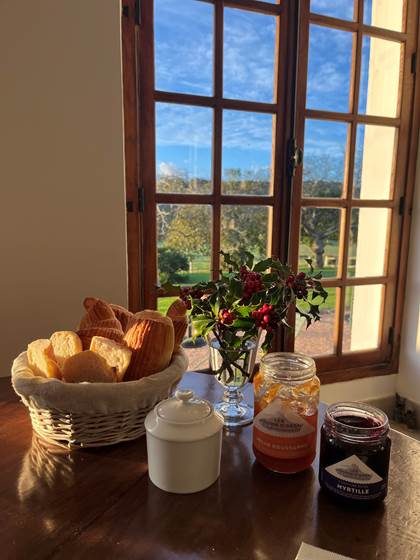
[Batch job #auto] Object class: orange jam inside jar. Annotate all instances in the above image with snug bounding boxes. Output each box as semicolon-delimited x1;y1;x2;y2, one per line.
253;353;320;473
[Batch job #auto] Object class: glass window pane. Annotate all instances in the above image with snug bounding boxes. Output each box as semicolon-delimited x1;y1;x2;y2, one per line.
310;0;355;20
224;8;276;102
348;208;390;278
157;204;212;284
299;208;342;278
303;120;348;198
306;25;353;112
155;0;213;95
359;36;402;117
353;125;397;199
156;104;213;194
295;287;337;356
343;285;384;352
364;0;405;32
222;111;273;195
221;205;271;261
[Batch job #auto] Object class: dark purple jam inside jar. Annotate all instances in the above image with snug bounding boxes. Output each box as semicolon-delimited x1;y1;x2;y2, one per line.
319;403;391;506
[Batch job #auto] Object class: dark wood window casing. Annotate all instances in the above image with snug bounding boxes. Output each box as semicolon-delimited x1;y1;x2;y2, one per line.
121;0;420;383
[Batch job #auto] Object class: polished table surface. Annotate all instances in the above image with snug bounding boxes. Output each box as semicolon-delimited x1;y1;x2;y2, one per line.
1;373;420;560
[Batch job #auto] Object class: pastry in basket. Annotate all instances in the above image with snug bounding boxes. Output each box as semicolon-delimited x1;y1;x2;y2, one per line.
62;350;117;383
50;331;82;370
123;310;174;381
77;326;124;351
166;299;188;349
83;297;133;332
110;303;133;332
27;339;61;379
90;336;132;382
79;298;122;331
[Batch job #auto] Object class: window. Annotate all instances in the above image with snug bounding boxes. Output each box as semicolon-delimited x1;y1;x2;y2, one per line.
121;0;419;381
289;0;418;378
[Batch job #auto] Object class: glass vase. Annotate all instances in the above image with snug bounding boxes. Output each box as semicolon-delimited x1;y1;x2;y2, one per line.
208;337;257;427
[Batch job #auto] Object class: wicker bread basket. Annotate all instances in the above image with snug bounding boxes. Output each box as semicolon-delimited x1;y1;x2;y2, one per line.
12;349;188;449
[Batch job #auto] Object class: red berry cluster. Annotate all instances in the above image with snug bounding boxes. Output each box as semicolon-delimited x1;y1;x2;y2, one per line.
219;309;236;325
240;268;264;299
251;304;277;332
286;272;308;299
180;287;204;310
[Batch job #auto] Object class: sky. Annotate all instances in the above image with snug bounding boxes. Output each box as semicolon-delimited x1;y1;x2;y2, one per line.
153;0;393;185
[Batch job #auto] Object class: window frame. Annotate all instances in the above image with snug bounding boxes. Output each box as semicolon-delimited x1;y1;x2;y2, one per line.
289;0;420;381
121;0;420;383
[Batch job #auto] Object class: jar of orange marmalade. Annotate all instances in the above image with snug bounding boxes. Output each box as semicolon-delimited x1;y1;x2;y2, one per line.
253;353;320;473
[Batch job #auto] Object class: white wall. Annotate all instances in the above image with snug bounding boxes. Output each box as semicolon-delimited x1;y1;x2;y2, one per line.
397;138;420;406
0;1;128;376
321;374;397;405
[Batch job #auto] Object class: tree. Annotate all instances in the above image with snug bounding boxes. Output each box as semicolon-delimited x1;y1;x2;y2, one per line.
158;247;189;283
221;205;268;262
300;203;339;269
160;169;270;267
301;155;342;269
164;205;212;269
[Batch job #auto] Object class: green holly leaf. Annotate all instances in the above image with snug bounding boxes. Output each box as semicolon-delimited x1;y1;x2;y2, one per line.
253;257;275;272
232;318;255;330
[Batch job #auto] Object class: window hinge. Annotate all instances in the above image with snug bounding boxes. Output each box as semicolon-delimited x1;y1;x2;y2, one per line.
138;187;145;212
388;327;394;346
399;196;405;215
287;137;303;177
135;0;141;25
123;1;140;24
411;52;417;75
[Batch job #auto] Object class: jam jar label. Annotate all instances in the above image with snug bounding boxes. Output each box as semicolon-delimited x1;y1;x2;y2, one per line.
321;455;386;500
253;399;316;459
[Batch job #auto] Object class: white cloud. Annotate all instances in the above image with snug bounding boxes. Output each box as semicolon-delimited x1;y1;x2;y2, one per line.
158;162;185;178
223;9;276;102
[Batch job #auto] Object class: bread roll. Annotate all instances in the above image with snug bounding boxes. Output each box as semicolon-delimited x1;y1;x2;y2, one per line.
166;299;188;319
90;336;132;382
110;303;133;332
166;299;188;348
123;310;174;380
50;331;82;370
79;299;122;331
83;297;97;311
77;327;124;350
83;297;133;331
27;339;61;379
62;351;117;383
171;315;188;349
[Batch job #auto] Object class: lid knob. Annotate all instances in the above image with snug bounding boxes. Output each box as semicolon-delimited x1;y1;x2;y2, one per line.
175;389;194;403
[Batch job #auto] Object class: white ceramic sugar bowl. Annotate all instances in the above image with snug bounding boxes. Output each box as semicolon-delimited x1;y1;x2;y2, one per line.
145;389;224;493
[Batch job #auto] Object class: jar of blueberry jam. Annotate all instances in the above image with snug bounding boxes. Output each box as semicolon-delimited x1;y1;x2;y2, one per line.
319;403;391;506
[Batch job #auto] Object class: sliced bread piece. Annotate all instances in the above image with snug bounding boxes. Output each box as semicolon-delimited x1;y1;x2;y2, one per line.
90;336;132;382
27;339;61;379
50;331;82;370
62;350;117;383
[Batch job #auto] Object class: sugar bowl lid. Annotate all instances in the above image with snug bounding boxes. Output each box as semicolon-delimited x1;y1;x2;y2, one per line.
145;389;224;442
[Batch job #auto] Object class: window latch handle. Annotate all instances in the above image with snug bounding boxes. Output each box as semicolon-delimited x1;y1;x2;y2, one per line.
287;137;303;177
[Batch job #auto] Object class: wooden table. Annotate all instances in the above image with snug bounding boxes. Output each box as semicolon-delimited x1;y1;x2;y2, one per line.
1;373;419;560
